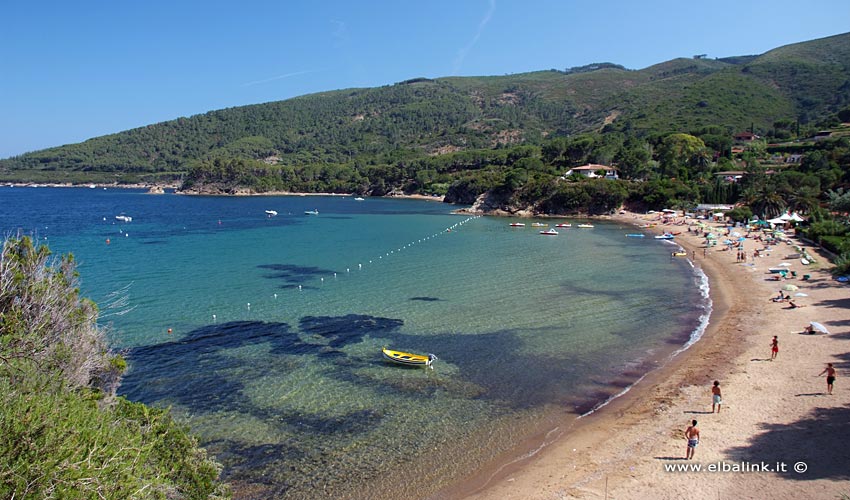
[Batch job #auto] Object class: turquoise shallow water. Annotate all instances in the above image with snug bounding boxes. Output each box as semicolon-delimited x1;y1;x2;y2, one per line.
0;187;709;498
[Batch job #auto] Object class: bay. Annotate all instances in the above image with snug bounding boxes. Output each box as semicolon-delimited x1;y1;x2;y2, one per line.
0;186;709;498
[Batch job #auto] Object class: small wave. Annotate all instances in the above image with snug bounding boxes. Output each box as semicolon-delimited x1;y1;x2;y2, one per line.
578;371;650;418
673;265;712;355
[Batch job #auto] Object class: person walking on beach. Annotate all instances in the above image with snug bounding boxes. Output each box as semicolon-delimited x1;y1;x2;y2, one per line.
770;336;779;361
712;381;722;413
817;363;836;395
685;420;700;459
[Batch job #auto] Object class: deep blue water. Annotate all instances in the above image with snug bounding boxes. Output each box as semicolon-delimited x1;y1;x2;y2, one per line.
0;186;709;498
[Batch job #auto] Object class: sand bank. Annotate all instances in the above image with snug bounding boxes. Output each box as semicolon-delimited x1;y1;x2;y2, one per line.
438;211;849;500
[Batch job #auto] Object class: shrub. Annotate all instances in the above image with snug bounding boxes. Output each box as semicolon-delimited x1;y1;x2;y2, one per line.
0;237;229;499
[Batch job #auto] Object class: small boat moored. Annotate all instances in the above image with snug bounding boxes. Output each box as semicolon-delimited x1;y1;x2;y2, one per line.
671;251;688;257
555;223;571;228
531;222;548;227
509;222;526;227
265;210;278;217
382;347;437;367
655;233;675;239
539;228;559;235
115;215;133;222
304;209;319;215
576;223;594;228
625;233;645;238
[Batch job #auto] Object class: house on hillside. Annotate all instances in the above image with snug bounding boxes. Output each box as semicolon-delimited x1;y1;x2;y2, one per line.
714;171;745;183
563;164;619;180
734;131;760;142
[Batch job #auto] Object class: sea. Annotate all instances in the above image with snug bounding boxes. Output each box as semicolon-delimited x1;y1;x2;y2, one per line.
0;186;710;499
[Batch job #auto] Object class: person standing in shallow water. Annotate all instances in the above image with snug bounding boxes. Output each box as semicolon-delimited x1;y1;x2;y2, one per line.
685;420;700;459
712;381;722;413
770;336;779;361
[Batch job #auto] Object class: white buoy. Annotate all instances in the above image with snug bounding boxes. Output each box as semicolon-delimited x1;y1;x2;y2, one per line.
298;285;302;290
212;314;216;321
274;293;277;299
347;268;350;272
334;273;337;278
320;277;324;282
247;303;251;310
358;263;362;269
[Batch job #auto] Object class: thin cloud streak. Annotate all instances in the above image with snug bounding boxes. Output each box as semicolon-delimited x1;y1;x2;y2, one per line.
242;70;319;87
452;0;496;75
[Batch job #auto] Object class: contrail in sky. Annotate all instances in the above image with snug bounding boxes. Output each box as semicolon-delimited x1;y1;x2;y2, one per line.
242;70;318;87
452;0;496;75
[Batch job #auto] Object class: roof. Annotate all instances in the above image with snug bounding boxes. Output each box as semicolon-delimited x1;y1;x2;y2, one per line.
569;164;617;171
734;131;759;139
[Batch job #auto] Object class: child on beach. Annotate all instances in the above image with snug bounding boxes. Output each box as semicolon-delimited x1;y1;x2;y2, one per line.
770;336;779;360
817;363;836;395
712;381;722;413
685;420;700;460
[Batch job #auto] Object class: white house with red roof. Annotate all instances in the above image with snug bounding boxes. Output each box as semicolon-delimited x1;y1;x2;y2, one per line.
563;164;619;180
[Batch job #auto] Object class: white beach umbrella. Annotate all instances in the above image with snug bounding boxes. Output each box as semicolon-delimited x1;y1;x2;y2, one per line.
809;321;829;334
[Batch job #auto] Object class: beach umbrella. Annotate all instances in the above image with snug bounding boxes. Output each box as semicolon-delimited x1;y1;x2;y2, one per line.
810;321;829;334
782;284;799;291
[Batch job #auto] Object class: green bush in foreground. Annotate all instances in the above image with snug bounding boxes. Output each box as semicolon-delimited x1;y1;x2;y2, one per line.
0;237;229;499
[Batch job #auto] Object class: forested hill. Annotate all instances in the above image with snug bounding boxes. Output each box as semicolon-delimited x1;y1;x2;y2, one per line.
1;32;849;187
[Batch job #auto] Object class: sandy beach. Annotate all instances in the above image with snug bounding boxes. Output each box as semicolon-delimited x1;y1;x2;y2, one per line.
446;211;850;500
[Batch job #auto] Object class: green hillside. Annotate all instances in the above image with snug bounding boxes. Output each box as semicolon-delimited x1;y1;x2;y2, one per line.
1;32;848;187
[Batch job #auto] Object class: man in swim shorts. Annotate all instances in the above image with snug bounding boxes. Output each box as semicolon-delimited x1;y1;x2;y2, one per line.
685;420;700;459
818;363;836;395
770;336;779;360
712;381;722;413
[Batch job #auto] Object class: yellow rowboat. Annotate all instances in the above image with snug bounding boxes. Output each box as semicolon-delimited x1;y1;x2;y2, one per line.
671;251;688;257
381;347;437;367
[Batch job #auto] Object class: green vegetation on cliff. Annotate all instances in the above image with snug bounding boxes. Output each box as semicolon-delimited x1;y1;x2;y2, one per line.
0;237;228;499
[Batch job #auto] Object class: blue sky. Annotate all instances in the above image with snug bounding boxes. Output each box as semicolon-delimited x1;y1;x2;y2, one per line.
2;0;848;159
